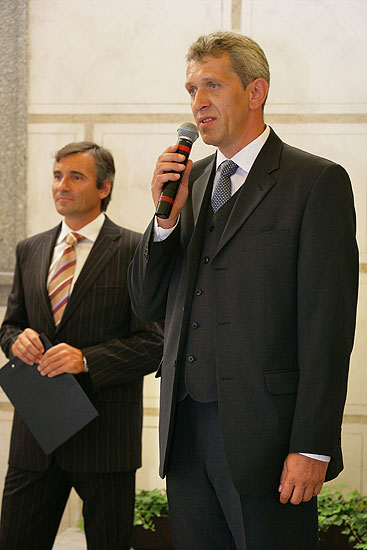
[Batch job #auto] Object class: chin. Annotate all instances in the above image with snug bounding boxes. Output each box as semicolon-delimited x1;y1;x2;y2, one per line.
201;135;217;147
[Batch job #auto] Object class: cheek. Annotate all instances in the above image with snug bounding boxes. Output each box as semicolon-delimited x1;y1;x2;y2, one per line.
219;103;232;126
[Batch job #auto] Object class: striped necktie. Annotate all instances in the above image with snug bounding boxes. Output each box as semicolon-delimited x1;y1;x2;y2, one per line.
211;160;239;213
48;232;84;326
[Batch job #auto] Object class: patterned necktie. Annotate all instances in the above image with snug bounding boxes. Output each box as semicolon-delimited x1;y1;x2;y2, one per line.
211;160;239;213
48;232;84;326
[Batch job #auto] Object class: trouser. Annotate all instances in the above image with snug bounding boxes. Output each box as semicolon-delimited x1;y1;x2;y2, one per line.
0;458;135;550
166;396;319;550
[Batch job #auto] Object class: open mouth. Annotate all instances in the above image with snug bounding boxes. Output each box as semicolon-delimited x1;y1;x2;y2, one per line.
200;117;216;126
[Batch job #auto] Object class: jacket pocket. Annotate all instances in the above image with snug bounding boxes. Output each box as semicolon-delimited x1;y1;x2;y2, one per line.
244;229;289;251
264;368;299;395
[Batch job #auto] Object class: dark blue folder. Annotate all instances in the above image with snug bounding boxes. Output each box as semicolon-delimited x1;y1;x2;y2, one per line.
0;334;98;454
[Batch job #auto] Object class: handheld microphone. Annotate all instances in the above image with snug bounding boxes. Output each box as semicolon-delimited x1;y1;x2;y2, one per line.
155;122;199;219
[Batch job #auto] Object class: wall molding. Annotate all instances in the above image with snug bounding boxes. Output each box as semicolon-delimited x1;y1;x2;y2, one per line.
344;415;367;425
28;113;367;125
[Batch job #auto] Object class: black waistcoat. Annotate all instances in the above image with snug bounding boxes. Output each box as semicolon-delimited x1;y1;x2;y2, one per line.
178;191;239;402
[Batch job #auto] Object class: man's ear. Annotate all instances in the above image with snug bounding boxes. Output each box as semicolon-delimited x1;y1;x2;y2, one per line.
249;78;269;110
99;180;111;199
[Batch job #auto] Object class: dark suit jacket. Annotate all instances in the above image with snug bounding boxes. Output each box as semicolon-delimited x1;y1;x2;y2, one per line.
0;216;163;473
128;128;359;497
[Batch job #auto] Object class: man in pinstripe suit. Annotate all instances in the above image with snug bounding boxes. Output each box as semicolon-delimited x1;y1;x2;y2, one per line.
0;142;163;550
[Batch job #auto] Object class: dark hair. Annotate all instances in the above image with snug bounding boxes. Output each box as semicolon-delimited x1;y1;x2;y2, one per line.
54;141;115;211
187;31;270;105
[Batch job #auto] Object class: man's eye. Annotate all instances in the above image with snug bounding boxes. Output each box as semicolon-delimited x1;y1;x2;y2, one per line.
188;88;196;95
209;83;218;89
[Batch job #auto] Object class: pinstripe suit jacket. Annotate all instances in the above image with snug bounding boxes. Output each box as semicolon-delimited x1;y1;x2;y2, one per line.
0;216;163;473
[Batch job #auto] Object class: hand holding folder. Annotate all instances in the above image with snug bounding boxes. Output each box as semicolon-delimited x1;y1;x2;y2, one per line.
0;334;98;455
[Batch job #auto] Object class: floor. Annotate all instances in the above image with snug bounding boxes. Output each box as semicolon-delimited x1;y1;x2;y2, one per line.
53;528;87;549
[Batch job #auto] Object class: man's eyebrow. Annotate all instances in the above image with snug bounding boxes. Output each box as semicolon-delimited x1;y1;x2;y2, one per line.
185;77;218;87
53;169;85;177
69;170;85;177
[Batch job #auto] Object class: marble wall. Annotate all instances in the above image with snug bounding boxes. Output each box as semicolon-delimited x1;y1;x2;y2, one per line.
0;0;28;301
0;0;366;532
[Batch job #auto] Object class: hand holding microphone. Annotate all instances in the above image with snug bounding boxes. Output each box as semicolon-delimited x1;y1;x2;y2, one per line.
155;122;199;220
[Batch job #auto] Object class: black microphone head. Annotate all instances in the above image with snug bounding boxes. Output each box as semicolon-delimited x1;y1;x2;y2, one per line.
177;122;199;144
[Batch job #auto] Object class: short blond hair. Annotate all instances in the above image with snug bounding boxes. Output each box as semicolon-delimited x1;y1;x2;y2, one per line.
187;31;270;93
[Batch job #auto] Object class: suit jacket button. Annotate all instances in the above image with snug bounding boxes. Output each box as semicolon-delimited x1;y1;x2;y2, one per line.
195;289;202;296
187;355;195;363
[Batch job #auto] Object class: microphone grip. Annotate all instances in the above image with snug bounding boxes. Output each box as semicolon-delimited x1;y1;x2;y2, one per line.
155;140;192;219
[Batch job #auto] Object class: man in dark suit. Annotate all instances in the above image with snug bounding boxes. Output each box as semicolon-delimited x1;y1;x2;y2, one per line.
128;31;359;549
0;141;163;550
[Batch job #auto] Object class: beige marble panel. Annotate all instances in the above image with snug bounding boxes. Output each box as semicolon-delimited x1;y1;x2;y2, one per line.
143;372;160;410
136;409;164;491
94;122;215;233
242;0;367;114
139;373;161;488
331;427;366;494
27;124;85;237
29;0;231;115
268;122;367;260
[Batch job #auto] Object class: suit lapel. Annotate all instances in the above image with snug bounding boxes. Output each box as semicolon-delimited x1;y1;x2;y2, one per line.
191;156;216;224
56;217;122;331
180;154;216;251
214;128;283;258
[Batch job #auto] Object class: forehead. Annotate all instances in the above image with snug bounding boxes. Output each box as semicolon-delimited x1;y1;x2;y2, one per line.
185;52;237;83
54;152;96;172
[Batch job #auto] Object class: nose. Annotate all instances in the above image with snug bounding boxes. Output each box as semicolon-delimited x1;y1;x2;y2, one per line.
53;177;71;197
192;89;210;112
56;176;70;191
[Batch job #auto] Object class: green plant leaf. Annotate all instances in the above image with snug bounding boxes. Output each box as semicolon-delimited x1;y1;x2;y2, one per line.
318;486;367;545
134;489;169;532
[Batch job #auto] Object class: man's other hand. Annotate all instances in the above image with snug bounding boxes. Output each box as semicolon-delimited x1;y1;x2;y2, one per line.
278;453;328;505
11;328;44;366
37;343;85;377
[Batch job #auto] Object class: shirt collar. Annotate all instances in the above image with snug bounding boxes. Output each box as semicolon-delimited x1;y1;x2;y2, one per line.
216;125;270;174
57;212;106;244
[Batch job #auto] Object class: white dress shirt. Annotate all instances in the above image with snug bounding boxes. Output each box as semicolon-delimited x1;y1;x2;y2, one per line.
47;213;105;293
213;125;270;197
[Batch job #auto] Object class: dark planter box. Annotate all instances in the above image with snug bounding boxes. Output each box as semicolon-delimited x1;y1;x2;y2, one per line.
319;526;354;549
132;518;356;549
131;515;173;550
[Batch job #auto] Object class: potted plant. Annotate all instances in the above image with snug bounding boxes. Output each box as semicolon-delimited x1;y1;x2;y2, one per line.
318;486;367;549
132;488;173;550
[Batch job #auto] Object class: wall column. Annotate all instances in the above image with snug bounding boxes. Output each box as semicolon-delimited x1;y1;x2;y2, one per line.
0;0;28;304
